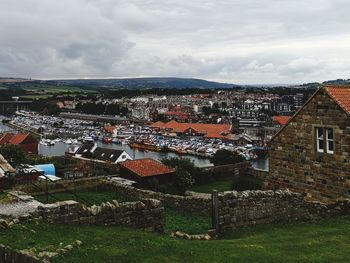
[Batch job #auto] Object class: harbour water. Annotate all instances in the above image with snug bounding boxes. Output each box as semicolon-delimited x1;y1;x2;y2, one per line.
1;118;269;170
39;141;213;167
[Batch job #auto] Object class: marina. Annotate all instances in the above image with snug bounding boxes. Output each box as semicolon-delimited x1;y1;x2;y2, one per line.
2;113;269;170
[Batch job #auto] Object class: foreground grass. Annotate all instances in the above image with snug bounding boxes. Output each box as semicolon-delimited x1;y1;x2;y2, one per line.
165;207;211;234
189;180;232;193
0;216;349;262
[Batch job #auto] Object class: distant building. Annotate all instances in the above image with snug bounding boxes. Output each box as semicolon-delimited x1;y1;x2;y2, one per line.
272;116;291;127
0;133;38;154
71;143;132;164
150;120;233;140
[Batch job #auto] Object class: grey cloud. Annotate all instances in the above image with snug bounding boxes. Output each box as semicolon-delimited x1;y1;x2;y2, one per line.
0;0;349;83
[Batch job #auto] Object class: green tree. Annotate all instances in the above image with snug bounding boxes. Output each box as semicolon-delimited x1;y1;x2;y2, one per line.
173;167;194;194
0;145;28;167
211;149;245;166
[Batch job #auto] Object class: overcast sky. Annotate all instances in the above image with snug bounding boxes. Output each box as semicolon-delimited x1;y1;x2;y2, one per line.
0;0;349;84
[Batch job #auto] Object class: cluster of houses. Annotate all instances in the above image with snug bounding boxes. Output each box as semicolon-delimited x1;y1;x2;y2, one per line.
1;85;350;204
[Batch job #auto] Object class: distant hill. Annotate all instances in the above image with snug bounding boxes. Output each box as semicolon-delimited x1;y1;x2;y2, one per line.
47;77;237;89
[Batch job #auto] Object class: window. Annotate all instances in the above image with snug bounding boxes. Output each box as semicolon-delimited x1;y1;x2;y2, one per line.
326;128;334;154
316;127;334;154
316;127;324;153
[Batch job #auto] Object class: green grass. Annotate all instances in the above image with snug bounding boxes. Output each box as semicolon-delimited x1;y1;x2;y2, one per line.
165;207;211;234
0;217;350;262
189;180;233;193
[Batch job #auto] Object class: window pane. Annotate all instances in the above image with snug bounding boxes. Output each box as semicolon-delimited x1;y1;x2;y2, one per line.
326;128;333;140
317;127;323;139
318;139;324;150
328;141;334;151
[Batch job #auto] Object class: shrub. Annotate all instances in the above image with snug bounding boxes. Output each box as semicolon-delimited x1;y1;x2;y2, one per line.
232;176;263;191
211;149;245;166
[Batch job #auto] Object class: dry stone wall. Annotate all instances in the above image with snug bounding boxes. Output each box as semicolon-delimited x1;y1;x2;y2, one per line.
36;198;165;232
216;189;350;234
102;179;211;216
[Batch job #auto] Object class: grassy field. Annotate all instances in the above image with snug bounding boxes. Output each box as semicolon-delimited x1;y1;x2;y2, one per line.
189;180;233;193
0;216;349;262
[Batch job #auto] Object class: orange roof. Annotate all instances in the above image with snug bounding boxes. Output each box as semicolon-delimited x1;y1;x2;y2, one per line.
120;158;175;177
9;133;30;145
150;120;232;140
325;86;350;115
0;133;14;145
104;125;117;133
273;116;291;126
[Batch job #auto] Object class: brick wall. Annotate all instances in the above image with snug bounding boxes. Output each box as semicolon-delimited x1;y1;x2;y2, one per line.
267;88;350;201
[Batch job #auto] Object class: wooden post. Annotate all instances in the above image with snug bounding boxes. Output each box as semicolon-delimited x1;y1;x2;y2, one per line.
45;176;48;204
211;190;219;234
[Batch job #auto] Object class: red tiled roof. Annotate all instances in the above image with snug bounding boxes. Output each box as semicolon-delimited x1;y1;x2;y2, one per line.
150;120;232;140
273;116;291;126
120;158;175;177
325;86;350;115
104;125;117;133
9;133;30;145
0;133;14;145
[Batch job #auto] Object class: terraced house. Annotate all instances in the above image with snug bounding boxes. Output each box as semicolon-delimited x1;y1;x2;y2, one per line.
267;85;350;202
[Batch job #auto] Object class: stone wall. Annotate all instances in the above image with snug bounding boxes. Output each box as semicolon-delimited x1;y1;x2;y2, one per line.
102;179;212;216
202;162;250;180
215;189;350;234
36;198;165;232
267;88;350;201
0;244;41;263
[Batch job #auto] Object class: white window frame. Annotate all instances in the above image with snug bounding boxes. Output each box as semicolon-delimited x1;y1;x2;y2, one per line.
326;128;334;154
316;127;334;154
316;127;324;153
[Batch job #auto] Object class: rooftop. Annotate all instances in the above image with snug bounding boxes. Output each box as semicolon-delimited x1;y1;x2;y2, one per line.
120;158;175;177
325;86;350;115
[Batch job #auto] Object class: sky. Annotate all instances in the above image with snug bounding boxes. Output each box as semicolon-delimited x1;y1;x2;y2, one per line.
0;0;349;84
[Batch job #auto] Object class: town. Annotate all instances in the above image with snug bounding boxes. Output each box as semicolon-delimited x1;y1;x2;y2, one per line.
0;79;350;262
1;0;350;262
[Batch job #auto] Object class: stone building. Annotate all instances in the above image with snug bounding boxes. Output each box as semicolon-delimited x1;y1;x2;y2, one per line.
266;86;350;202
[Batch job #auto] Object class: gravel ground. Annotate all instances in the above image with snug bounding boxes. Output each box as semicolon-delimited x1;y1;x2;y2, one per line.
0;192;43;217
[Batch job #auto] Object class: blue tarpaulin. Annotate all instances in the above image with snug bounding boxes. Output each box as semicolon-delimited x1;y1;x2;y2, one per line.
33;164;55;176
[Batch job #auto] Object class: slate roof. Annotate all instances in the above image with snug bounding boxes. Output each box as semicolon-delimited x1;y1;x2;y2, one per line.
120;158;175;177
92;147;124;163
75;143;94;156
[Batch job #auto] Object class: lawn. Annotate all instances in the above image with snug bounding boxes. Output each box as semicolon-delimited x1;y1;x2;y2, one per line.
0;216;349;262
189;180;233;193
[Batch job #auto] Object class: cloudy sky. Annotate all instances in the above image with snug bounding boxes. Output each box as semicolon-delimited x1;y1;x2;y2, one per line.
0;0;349;84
